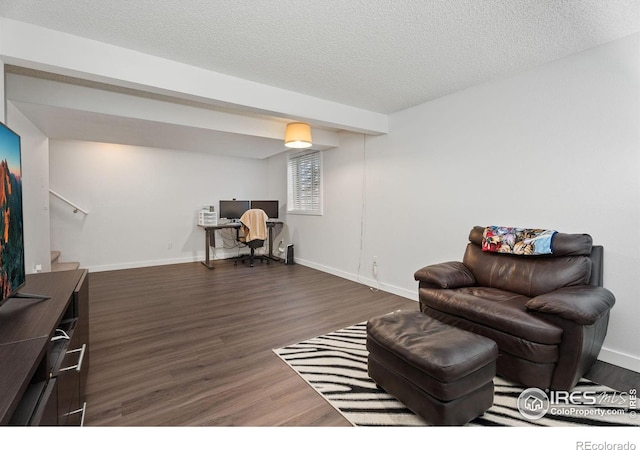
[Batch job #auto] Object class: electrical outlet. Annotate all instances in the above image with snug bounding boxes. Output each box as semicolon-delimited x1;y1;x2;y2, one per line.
167;242;173;250
372;256;378;276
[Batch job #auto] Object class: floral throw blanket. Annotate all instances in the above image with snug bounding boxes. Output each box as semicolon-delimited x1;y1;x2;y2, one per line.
482;226;557;255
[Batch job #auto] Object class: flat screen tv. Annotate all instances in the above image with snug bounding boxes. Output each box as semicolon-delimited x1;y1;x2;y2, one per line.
0;122;26;306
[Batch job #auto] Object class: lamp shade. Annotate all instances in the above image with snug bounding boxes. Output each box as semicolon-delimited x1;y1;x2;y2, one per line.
285;122;312;148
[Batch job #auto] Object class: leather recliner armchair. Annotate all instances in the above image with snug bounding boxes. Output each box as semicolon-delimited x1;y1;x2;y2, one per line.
414;226;615;391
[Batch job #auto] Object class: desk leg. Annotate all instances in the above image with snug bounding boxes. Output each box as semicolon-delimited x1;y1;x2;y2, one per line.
201;229;216;270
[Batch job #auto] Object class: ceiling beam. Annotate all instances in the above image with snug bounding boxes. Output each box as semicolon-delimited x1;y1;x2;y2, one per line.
0;17;388;135
6;74;340;150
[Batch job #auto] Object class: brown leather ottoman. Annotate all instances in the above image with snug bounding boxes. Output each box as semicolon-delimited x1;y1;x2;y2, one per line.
367;310;498;425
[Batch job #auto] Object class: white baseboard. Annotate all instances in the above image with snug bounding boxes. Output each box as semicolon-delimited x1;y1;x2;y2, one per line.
87;255;202;272
597;348;640;373
87;249;254;272
293;257;418;302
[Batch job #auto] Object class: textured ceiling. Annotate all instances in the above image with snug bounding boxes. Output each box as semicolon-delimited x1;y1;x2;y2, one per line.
1;0;639;114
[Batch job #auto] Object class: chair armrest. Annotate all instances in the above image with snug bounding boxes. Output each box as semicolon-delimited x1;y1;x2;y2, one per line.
414;261;476;289
526;286;615;325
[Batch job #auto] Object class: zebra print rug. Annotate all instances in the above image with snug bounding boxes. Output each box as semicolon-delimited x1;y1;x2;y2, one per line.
273;322;638;426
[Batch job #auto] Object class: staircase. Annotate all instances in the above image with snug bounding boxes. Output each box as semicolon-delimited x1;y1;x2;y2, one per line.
51;251;80;272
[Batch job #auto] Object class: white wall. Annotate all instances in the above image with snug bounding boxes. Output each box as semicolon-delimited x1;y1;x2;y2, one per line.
282;33;640;371
282;133;369;281
1;59;5;123
6;102;51;273
49;141;271;271
266;152;291;258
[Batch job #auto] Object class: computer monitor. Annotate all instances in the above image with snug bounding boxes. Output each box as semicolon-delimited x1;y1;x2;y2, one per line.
250;200;279;219
219;200;250;220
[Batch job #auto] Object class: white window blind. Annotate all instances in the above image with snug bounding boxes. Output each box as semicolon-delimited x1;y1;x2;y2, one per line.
287;150;322;215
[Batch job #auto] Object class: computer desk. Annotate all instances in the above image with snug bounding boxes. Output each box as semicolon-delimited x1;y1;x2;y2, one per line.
198;220;283;269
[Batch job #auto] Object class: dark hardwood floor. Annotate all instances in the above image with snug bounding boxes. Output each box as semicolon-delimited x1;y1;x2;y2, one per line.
84;260;638;426
84;260;417;426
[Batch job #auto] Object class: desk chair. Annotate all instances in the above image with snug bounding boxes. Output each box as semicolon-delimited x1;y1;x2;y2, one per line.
235;208;270;267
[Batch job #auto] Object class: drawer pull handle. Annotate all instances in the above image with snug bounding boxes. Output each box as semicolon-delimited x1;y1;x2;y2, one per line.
60;344;87;373
51;329;71;341
65;402;87;427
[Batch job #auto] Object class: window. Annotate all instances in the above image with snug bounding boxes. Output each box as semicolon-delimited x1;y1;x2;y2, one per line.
287;150;322;215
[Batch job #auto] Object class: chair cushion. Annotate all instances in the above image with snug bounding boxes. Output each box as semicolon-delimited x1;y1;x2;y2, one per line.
419;286;563;345
463;244;592;297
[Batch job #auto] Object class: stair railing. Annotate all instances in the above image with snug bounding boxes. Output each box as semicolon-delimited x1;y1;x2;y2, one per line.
49;189;89;215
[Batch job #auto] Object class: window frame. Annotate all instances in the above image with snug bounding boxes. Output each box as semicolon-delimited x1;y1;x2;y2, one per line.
287;149;323;216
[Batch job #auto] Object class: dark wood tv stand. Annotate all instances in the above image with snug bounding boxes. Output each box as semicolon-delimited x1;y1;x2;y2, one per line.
0;269;89;425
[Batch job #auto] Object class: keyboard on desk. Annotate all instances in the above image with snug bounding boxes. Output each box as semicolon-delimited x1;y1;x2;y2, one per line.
218;220;280;226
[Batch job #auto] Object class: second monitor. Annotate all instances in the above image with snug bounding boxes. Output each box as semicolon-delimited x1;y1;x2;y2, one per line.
250;200;279;219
